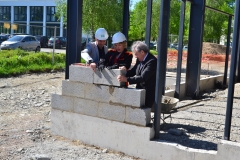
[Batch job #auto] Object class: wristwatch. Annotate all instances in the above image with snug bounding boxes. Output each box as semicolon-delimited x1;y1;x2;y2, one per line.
88;60;93;64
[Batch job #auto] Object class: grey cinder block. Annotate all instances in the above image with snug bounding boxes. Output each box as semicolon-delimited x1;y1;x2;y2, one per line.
125;107;151;126
85;84;111;102
69;64;94;83
62;80;85;98
51;94;74;112
94;69;126;87
74;97;99;117
62;80;145;108
111;88;145;107
98;102;125;122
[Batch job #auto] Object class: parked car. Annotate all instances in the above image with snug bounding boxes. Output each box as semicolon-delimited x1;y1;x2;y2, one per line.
0;35;8;45
35;35;49;48
0;35;41;52
169;43;178;49
149;42;156;50
183;45;188;51
48;36;66;49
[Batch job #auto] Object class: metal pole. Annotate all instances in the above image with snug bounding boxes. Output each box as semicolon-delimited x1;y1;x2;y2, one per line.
52;26;56;64
185;0;206;98
224;0;240;140
154;0;171;139
65;0;83;79
223;16;232;87
122;0;130;40
175;0;186;99
145;0;152;47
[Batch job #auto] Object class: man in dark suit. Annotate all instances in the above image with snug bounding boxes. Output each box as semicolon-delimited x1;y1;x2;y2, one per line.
117;41;157;108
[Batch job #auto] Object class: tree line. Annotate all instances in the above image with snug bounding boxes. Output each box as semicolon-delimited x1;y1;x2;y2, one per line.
55;0;235;44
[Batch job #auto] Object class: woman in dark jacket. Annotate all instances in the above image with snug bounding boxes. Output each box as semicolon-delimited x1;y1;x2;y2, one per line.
105;32;133;70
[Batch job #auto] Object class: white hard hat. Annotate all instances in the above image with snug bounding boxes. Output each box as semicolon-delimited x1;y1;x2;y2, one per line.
95;28;109;40
112;32;127;44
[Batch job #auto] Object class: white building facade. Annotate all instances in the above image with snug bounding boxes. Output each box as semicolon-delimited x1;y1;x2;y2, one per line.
0;0;64;37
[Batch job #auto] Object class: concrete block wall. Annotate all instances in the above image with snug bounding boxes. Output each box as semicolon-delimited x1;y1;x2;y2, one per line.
51;65;240;160
53;65;150;127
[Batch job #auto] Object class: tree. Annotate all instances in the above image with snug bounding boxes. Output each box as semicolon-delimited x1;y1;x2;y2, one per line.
128;0;190;41
55;0;67;25
128;0;235;43
55;0;124;38
204;0;234;43
128;0;161;41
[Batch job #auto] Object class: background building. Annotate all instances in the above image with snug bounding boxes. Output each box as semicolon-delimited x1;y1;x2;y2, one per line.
0;0;64;37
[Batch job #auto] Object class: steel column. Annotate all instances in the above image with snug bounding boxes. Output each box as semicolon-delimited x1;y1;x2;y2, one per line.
145;0;153;47
223;16;232;87
175;0;186;99
154;0;171;139
65;0;83;79
224;0;240;140
185;0;205;98
122;0;130;40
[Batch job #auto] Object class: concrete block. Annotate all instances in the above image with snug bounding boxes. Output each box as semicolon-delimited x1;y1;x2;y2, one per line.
199;75;224;92
69;64;94;83
85;84;145;107
125;107;151;126
217;140;240;160
51;94;74;112
74;97;99;117
51;109;154;152
98;102;125;122
111;88;145;107
85;84;111;102
62;80;85;98
94;68;126;87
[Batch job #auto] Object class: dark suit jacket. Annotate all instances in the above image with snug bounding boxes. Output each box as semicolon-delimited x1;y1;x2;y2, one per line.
126;53;157;108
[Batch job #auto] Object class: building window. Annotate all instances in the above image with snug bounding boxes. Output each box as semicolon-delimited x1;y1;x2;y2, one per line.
47;6;57;22
14;7;27;21
30;25;42;36
14;24;26;34
46;26;60;37
30;6;43;21
0;6;11;21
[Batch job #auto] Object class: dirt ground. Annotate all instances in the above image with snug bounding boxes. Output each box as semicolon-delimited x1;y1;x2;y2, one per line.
0;42;236;159
0;72;138;160
166;42;230;76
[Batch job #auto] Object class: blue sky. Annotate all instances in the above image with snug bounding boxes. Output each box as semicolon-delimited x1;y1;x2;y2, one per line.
130;0;140;10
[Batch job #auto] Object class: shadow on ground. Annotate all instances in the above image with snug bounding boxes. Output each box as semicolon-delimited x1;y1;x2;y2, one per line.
156;123;218;150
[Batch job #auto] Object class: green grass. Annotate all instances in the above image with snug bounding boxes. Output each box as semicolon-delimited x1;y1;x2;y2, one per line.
0;49;66;77
150;50;157;55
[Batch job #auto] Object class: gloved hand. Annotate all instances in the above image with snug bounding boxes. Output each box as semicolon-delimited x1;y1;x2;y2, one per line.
97;59;105;71
107;63;119;70
98;64;105;71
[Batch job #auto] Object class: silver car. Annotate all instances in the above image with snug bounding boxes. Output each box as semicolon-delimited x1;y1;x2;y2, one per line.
0;35;41;52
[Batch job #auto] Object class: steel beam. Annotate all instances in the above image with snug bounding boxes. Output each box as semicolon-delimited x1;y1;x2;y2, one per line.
224;0;240;140
185;0;205;98
223;16;232;86
175;0;186;99
65;0;83;79
145;0;153;47
122;0;130;40
154;0;171;139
